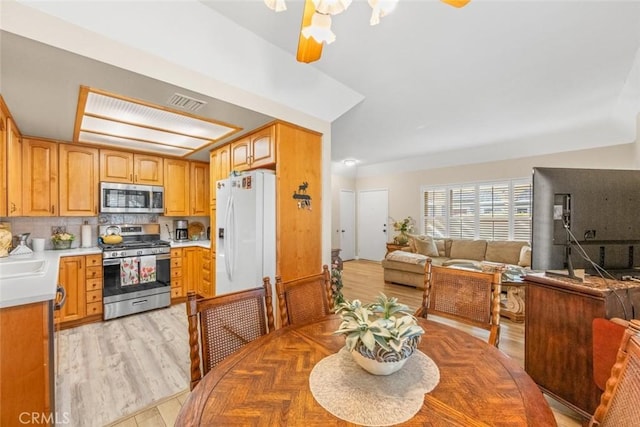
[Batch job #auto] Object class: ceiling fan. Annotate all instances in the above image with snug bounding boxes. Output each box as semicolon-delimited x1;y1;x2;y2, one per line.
265;0;471;63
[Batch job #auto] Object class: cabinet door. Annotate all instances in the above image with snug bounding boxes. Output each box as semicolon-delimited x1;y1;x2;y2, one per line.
59;144;99;216
58;256;86;323
249;126;276;168
134;154;163;185
210;145;230;203
100;149;134;183
200;247;212;297
6;117;22;216
0;103;7;217
22;138;58;216
164;158;190;216
230;137;251;171
1;302;52;426
183;247;200;295
190;162;209;216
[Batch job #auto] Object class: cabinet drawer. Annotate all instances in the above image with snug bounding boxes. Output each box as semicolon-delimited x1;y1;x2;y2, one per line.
86;266;102;280
171;248;183;258
86;254;102;268
171;258;182;268
171;267;183;279
171;277;183;289
86;278;102;292
86;302;103;316
171;287;183;298
86;289;102;304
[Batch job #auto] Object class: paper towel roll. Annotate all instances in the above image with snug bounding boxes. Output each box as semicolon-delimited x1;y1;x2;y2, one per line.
81;222;92;248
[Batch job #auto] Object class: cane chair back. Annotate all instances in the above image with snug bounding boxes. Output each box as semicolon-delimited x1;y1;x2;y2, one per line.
275;265;333;327
590;319;640;427
186;279;275;390
416;263;502;347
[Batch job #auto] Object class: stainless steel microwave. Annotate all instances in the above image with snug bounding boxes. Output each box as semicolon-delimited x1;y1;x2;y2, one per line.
100;182;164;214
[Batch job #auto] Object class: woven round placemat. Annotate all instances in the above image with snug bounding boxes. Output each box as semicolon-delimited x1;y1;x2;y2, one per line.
309;347;440;426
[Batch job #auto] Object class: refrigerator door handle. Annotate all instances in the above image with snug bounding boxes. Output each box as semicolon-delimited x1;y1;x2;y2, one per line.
224;190;234;281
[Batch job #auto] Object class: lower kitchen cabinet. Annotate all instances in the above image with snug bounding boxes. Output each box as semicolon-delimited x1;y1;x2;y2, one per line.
200;247;212;297
56;254;103;327
183;247;200;295
1;301;53;426
170;248;184;299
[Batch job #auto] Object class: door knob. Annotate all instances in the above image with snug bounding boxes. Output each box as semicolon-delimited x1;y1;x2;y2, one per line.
341;230;345;232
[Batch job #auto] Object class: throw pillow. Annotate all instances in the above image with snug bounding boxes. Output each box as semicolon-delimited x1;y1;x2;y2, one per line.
434;239;445;256
518;246;532;268
413;236;439;257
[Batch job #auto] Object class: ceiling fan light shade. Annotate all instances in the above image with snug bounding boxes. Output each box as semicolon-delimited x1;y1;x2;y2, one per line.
367;0;399;26
301;12;336;44
312;0;352;15
264;0;287;12
440;0;471;8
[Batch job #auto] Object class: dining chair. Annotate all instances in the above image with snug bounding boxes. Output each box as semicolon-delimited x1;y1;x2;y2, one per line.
186;279;275;390
416;263;503;347
589;319;640;427
274;265;333;327
592;317;628;391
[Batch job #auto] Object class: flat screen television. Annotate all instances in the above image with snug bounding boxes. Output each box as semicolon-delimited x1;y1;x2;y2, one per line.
532;167;640;274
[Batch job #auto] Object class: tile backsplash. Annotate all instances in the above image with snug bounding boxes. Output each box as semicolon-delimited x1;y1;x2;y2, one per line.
0;215;210;250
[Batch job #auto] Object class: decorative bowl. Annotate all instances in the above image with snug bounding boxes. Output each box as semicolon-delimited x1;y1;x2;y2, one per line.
351;335;420;375
52;240;72;250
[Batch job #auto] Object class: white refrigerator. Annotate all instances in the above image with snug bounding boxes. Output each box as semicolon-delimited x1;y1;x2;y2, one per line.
215;170;276;296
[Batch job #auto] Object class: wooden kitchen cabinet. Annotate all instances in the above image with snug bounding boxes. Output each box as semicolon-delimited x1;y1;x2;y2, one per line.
210;145;230;202
22;138;58;216
183;246;200;295
164;158;190;216
170;248;184;300
190;161;209;216
85;254;103;317
1;301;53;427
230;126;275;171
6;115;23;216
59;144;99;216
100;149;163;185
200;247;212;297
57;255;86;323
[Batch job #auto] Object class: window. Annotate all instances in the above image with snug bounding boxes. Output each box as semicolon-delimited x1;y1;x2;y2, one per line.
421;178;532;241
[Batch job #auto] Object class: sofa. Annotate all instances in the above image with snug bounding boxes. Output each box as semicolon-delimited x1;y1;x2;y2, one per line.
381;235;531;289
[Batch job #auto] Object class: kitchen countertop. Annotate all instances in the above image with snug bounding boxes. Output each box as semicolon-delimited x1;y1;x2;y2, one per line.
169;240;211;249
0;246;101;309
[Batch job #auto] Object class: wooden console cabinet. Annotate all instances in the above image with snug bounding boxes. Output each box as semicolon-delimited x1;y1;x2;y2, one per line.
524;273;640;419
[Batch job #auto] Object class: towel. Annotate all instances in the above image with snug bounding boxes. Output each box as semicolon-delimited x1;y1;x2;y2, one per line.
120;257;140;286
139;255;156;284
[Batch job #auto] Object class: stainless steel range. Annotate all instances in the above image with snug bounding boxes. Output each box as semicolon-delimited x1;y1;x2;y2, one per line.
99;224;171;320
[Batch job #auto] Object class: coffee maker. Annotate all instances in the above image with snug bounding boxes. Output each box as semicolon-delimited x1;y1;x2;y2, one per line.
173;220;188;242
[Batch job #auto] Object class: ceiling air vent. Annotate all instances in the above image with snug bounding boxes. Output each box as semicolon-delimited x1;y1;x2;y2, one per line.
167;93;207;112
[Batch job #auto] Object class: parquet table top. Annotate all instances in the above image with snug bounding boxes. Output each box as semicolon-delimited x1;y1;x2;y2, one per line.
176;315;556;426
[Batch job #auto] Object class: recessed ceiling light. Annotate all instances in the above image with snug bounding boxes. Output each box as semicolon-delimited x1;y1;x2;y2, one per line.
343;159;357;166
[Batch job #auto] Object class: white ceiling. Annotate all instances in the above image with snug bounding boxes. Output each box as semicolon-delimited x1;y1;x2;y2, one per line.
2;0;640;172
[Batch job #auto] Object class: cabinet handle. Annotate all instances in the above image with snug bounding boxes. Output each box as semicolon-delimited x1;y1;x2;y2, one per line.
51;205;55;214
10;202;15;213
134;174;137;182
130;174;133;181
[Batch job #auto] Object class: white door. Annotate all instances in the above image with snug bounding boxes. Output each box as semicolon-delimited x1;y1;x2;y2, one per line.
339;189;356;260
357;189;388;261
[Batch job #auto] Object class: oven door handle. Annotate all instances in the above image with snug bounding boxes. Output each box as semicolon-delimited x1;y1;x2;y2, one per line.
103;259;121;266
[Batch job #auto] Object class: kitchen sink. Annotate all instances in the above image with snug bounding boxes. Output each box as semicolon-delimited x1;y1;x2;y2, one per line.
0;258;48;279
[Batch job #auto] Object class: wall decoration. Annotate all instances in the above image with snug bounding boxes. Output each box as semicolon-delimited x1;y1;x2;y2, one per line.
293;181;312;210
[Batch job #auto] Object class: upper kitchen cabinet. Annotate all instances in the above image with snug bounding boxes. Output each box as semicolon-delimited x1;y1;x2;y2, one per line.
209;145;230;203
164;158;190;216
190;162;209;216
59;144;99;216
6;115;23;217
100;149;163;185
230;126;275;172
22;138;58;216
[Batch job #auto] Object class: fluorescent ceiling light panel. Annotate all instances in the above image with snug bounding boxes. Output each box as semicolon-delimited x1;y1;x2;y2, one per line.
75;87;241;157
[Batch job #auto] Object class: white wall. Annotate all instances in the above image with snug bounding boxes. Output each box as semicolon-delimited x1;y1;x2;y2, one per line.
352;142;637;235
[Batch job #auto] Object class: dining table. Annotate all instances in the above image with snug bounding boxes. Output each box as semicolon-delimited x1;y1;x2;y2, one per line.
175;315;556;426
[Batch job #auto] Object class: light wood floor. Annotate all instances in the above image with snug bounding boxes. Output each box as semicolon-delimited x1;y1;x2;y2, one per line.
89;260;583;426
